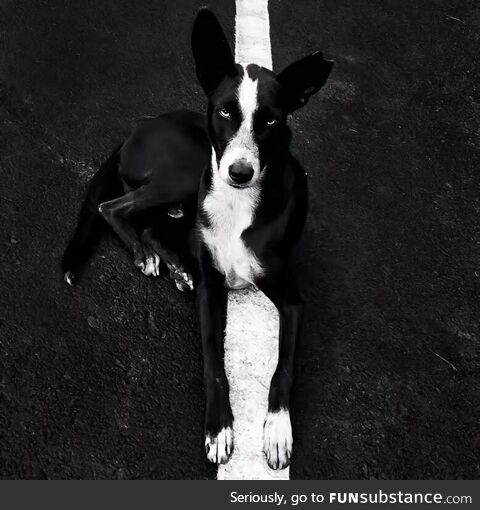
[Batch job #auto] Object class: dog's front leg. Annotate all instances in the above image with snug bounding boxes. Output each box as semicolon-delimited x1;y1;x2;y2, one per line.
197;251;233;464
256;269;303;470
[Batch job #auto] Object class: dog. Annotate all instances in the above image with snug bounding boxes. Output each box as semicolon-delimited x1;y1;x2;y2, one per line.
62;8;333;470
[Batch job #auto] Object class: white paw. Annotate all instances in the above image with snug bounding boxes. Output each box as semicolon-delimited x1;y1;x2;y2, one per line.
174;271;194;292
141;254;160;276
205;427;233;464
167;263;194;291
263;409;293;470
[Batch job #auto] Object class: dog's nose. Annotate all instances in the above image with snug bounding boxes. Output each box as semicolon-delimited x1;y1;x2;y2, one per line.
228;160;254;185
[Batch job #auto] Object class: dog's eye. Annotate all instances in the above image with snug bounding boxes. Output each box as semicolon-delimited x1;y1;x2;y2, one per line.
266;118;277;127
218;108;231;119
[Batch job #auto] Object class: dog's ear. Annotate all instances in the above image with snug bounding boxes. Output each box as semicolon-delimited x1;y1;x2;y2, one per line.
192;8;235;95
277;51;333;112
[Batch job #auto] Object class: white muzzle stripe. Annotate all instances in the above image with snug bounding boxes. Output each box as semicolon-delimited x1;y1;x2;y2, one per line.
218;68;260;185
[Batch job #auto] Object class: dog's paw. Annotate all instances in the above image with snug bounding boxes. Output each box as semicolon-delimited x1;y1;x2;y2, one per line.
205;426;233;464
167;264;194;292
134;246;161;277
174;270;194;292
140;253;161;276
263;409;292;470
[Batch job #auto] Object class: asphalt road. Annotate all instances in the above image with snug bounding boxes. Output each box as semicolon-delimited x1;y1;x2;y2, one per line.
1;0;479;479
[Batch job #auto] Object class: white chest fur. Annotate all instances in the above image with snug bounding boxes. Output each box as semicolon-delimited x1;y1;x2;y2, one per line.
200;174;263;289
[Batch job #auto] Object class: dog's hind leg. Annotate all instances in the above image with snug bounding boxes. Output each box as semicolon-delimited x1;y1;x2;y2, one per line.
98;185;182;276
141;228;194;291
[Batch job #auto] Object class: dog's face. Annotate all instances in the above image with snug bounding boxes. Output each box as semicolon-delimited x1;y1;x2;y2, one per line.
192;8;333;189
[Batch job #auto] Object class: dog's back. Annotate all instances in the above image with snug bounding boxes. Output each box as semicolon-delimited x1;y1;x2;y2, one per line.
62;110;210;283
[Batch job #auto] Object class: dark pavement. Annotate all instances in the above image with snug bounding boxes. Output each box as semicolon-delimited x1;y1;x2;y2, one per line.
1;0;479;479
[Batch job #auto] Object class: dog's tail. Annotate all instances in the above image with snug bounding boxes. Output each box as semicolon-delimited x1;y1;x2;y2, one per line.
62;145;123;285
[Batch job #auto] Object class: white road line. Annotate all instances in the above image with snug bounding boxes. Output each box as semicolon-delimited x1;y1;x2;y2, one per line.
234;0;272;69
217;0;289;481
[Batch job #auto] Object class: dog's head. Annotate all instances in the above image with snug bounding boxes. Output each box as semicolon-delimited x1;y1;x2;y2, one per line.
192;8;333;189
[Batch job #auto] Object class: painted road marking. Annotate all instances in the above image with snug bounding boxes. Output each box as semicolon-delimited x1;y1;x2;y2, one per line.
234;0;272;70
217;0;289;481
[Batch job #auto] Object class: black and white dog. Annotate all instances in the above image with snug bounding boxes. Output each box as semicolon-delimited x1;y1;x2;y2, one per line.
62;8;332;470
